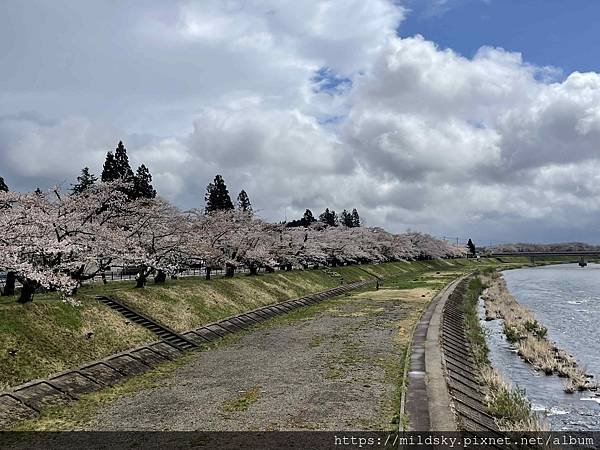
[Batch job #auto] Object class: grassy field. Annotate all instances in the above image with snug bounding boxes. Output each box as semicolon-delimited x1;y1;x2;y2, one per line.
0;258;524;390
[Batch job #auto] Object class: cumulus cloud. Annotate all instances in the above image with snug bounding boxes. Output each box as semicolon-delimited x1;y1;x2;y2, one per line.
2;1;600;243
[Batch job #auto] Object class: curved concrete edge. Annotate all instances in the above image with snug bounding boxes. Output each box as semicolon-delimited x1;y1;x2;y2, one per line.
0;279;373;430
404;276;466;431
425;277;463;431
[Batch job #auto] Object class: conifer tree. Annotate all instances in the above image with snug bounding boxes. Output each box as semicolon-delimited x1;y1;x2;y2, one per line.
467;238;476;256
302;209;315;225
114;141;135;181
205;175;234;213
133;164;157;199
237;190;252;213
319;208;338;226
0;176;8;192
351;208;360;227
341;209;353;227
71;167;98;194
101;151;118;182
102;141;135;183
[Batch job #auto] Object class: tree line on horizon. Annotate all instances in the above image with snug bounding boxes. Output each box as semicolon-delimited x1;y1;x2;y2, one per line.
1;140;361;228
0;141;466;304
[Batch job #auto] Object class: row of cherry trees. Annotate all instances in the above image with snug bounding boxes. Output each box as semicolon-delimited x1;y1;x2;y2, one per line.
0;182;465;303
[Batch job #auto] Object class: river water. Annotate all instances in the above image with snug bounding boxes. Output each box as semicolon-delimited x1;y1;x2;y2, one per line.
480;263;600;430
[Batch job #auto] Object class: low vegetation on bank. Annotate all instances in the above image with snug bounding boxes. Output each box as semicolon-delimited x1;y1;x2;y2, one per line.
481;273;590;393
460;270;547;431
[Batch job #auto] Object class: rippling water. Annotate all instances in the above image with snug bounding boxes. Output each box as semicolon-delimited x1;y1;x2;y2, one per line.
481;263;600;430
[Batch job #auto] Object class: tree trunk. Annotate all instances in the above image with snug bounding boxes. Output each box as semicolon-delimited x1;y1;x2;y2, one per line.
205;267;211;280
249;265;258;276
225;265;235;278
285;263;292;271
18;279;37;304
2;271;16;296
154;270;167;284
135;272;148;288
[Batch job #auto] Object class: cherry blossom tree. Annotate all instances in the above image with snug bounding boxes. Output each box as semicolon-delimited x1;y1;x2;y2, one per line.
0;183;140;302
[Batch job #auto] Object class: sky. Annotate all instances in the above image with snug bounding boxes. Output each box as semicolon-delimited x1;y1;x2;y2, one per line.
2;0;600;245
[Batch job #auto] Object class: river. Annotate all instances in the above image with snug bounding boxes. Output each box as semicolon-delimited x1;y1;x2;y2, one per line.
480;263;600;430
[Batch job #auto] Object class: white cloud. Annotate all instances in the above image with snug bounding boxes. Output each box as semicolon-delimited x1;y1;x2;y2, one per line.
3;1;600;243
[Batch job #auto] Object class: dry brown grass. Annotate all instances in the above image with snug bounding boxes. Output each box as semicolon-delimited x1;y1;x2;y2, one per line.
480;366;549;432
482;275;590;392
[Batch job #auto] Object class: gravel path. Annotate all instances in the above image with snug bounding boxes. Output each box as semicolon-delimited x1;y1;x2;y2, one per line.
85;287;432;431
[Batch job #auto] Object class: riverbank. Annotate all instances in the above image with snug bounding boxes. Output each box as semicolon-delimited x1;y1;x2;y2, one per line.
11;267;466;431
482;264;600;431
481;272;591;392
459;271;547;431
0;259;501;391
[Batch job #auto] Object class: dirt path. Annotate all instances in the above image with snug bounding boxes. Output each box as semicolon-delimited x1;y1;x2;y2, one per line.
82;286;433;431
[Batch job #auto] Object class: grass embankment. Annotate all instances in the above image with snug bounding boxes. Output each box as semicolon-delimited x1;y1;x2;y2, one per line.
481;273;590;393
13;262;490;431
0;258;507;391
460;270;547;431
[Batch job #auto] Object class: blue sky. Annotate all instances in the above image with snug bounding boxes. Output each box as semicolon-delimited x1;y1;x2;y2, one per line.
401;0;600;76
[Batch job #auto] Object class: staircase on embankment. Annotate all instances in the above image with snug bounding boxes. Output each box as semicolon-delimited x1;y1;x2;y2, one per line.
96;296;197;351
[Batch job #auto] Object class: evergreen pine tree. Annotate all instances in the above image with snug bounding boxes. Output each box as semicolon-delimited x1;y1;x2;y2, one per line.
132;164;157;199
114;141;135;181
102;141;135;184
101;151;118;182
351;208;360;227
319;208;338;226
467;238;476;256
71;167;98;194
0;176;8;192
341;209;353;227
237;190;252;213
302;209;315;225
205;175;234;213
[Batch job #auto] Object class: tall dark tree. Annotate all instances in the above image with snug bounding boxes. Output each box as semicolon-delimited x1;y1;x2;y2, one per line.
351;208;360;228
132;164;156;199
285;209;316;228
205;175;234;213
302;209;315;225
340;209;353;227
114;141;135;181
237;190;252;213
319;208;338;226
101;151;118;182
71;167;98;194
102;141;134;183
0;177;15;296
467;238;476;256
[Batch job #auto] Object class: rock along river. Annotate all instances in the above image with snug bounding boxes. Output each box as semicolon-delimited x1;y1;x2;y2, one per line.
480;263;600;430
